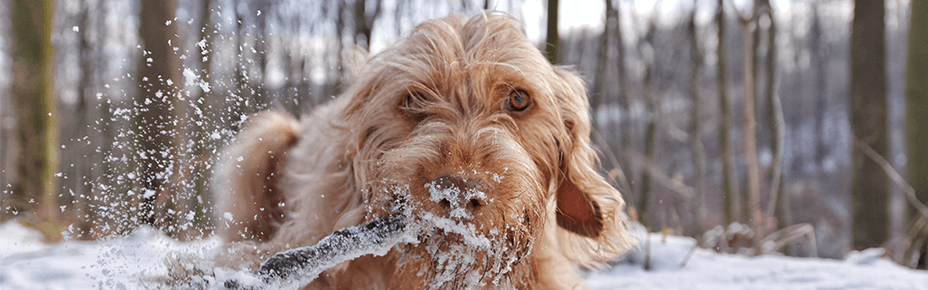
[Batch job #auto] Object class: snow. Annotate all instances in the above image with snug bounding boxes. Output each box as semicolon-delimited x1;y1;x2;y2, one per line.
585;233;928;290
2;219;927;290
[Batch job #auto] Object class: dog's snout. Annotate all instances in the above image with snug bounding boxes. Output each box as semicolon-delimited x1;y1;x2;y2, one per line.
430;175;485;214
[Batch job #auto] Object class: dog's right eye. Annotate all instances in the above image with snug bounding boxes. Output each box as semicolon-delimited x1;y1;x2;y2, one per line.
400;92;429;120
401;92;428;108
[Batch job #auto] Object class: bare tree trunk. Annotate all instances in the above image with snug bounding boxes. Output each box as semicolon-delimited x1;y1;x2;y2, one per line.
353;0;382;52
8;0;59;224
232;0;255;132
545;0;559;64
135;0;184;229
740;15;763;248
811;5;828;167
906;0;928;269
637;22;658;229
591;0;615;112
758;0;789;233
185;0;217;237
74;0;97;238
850;0;889;251
716;0;737;226
687;9;708;234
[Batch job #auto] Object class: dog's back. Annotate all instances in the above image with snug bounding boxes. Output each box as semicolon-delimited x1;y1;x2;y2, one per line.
213;111;299;242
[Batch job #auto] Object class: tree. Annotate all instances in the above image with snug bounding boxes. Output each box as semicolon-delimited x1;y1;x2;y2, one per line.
353;0;383;52
736;2;762;246
760;0;789;233
850;0;889;250
135;0;184;228
716;0;737;226
7;0;59;224
906;0;928;269
687;7;708;232
545;0;559;64
591;0;615;111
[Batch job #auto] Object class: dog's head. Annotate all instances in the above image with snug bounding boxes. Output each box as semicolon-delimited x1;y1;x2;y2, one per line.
340;13;632;288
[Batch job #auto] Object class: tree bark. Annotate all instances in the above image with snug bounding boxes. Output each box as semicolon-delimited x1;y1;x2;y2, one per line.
591;0;614;112
135;0;184;228
545;0;559;64
740;15;762;248
759;0;790;233
8;0;58;223
687;10;708;233
850;0;889;250
353;0;382;52
906;0;928;269
717;0;738;226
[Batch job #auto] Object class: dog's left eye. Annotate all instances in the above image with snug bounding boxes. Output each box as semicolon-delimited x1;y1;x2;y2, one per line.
507;90;531;112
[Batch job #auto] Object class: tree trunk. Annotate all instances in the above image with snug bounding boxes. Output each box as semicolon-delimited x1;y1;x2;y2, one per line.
906;0;928;269
637;22;658;229
811;5;828;167
759;0;790;233
74;0;97;238
353;0;382;52
850;0;889;250
740;15;763;248
591;0;615;112
232;1;254;133
717;0;737;226
687;10;708;233
135;0;184;228
8;0;58;223
545;0;559;64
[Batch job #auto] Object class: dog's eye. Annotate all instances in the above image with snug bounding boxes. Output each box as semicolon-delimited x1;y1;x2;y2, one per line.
401;92;427;109
507;90;531;112
400;92;429;120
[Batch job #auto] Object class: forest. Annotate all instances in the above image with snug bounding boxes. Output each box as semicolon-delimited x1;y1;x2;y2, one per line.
1;0;926;273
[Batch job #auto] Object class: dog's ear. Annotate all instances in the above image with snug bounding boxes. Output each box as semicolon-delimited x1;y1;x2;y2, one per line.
550;66;611;239
549;66;634;265
556;175;604;237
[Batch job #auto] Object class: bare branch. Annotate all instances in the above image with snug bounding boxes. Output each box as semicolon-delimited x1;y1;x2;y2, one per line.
854;137;928;221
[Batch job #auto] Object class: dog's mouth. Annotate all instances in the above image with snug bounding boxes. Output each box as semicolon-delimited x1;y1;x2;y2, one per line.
376;186;537;289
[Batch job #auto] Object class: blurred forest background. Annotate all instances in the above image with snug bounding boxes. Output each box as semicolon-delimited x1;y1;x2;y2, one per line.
1;0;926;270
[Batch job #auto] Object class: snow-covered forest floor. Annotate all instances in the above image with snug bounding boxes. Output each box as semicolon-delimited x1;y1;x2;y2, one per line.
2;219;926;290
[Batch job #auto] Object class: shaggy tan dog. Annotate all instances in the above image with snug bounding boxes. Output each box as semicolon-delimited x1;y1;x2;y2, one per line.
213;12;633;289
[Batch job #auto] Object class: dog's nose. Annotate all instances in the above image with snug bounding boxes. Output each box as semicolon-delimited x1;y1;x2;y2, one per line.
429;175;484;215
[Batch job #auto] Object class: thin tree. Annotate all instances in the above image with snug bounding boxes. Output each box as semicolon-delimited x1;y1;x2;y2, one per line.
74;0;98;237
687;7;708;233
716;0;738;226
636;18;658;229
353;0;383;52
734;0;762;247
591;0;615;112
545;0;559;64
811;4;828;166
8;0;59;226
906;0;928;269
759;0;789;233
850;0;889;250
135;0;184;229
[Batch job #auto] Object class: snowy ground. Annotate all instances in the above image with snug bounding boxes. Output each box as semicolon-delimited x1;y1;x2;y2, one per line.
1;220;927;290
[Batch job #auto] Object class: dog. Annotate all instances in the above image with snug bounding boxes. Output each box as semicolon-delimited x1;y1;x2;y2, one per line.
212;12;633;289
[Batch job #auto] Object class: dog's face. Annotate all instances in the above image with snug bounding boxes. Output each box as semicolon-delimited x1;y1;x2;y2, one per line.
340;14;629;289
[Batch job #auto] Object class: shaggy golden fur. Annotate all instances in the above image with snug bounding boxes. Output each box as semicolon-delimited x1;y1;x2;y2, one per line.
213;12;634;289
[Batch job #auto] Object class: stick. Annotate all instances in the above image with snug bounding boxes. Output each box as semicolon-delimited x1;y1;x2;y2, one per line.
222;212;408;290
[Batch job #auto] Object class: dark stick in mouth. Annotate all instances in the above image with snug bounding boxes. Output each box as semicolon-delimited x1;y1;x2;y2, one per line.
221;211;408;290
